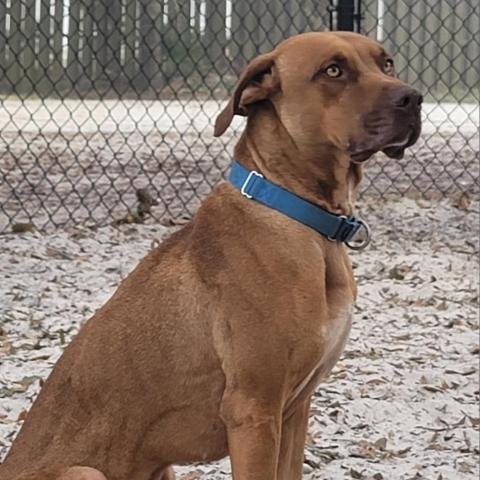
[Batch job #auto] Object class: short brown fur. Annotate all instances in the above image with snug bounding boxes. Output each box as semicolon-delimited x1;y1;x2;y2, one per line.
0;32;421;480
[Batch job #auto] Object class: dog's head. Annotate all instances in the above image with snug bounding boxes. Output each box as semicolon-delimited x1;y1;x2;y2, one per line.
214;32;422;163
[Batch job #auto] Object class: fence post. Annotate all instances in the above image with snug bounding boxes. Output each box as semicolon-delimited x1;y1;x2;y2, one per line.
204;0;227;72
337;0;355;30
137;0;163;93
175;0;193;76
51;0;65;93
0;1;6;90
194;0;201;32
105;0;123;86
230;1;250;71
36;0;52;95
362;0;378;37
274;0;288;38
67;0;82;91
163;0;179;81
19;0;37;95
464;0;480;95
124;0;138;85
81;0;95;87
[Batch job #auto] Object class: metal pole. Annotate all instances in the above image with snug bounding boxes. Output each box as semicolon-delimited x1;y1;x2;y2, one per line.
356;0;363;32
337;0;355;31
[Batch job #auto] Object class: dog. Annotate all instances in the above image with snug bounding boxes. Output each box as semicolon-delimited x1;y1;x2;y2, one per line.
0;31;421;480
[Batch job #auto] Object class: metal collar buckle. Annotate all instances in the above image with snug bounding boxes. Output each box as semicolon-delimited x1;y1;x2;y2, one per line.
327;215;354;242
328;216;371;250
240;170;263;199
346;219;371;251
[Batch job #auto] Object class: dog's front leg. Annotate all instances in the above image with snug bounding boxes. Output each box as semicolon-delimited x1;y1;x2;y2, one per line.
277;397;311;480
221;389;282;480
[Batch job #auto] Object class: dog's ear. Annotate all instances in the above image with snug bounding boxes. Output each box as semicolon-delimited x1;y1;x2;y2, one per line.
214;53;279;137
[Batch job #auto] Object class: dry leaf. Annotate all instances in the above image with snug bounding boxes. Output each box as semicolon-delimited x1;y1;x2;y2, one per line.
181;473;201;480
349;468;365;479
467;416;480;427
454;193;471;211
374;437;387;450
11;222;36;233
457;461;474;473
422;385;444;393
445;368;476;376
366;378;387;385
393;446;412;457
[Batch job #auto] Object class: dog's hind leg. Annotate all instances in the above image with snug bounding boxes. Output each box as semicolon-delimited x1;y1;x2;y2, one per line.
8;466;107;480
151;466;176;480
57;467;107;480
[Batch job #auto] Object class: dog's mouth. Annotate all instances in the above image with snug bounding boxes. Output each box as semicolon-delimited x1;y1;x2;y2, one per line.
350;148;378;163
381;125;421;159
349;122;421;164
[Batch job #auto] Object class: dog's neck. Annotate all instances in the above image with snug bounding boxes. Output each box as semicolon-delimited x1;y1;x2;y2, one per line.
233;106;362;217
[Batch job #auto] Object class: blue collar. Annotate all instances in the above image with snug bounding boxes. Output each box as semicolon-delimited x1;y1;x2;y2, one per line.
228;161;370;250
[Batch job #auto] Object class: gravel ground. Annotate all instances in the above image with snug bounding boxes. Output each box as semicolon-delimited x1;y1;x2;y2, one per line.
1;100;478;232
0;195;478;480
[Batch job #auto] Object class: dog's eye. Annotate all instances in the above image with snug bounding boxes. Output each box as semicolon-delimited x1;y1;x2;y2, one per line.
325;64;342;78
384;58;395;75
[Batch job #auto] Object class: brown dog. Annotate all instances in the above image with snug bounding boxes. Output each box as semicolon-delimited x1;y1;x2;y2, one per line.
0;32;421;480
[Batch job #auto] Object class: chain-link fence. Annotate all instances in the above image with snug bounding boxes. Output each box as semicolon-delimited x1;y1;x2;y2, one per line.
0;0;478;232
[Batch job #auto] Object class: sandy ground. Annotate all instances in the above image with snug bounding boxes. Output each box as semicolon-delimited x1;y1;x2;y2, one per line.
0;195;478;480
0;100;478;135
1;100;478;232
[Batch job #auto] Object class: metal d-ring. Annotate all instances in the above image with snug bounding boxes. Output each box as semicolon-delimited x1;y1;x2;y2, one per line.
346;219;371;251
327;215;348;242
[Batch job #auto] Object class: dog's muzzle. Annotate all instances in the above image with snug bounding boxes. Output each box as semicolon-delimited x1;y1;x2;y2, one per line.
351;85;423;162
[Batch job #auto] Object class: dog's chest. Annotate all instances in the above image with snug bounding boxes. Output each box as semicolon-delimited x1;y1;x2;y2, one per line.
288;303;353;407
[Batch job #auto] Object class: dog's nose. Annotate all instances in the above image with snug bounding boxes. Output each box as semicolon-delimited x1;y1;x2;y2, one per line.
392;87;423;110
